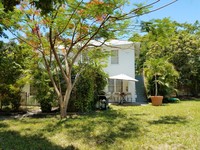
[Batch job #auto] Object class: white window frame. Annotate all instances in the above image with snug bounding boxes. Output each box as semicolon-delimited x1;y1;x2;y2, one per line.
111;50;119;64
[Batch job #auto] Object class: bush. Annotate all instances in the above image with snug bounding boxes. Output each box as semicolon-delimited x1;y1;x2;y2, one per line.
74;73;94;112
40;98;52;113
0;85;21;111
68;64;107;112
32;67;55;113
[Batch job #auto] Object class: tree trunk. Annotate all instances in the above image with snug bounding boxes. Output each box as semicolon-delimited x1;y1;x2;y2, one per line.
60;100;67;119
59;84;72;119
155;75;158;96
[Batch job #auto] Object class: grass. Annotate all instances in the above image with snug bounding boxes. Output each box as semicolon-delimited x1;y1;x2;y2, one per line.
1;100;200;150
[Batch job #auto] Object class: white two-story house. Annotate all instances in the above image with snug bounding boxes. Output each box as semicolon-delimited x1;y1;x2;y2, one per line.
21;39;139;105
91;39;139;103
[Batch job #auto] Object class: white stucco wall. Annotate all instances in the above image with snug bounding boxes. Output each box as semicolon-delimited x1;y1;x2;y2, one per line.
102;41;137;102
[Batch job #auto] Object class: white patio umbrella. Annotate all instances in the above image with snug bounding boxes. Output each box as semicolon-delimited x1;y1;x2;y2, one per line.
109;74;138;81
109;74;138;92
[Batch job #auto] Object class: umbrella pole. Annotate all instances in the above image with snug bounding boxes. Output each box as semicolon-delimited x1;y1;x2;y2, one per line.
121;80;123;92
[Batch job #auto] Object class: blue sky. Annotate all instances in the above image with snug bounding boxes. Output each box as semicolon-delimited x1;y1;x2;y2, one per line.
137;0;200;24
2;0;200;42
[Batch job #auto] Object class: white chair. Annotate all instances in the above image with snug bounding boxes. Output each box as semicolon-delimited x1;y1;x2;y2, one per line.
113;92;120;102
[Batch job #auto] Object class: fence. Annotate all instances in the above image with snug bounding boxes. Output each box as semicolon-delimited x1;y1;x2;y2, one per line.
20;92;40;106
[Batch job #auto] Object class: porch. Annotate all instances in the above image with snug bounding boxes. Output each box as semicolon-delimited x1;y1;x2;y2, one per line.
104;74;138;103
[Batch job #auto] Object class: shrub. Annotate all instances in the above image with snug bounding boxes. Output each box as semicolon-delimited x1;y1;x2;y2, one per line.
0;85;21;111
32;67;55;113
68;64;107;112
39;98;53;113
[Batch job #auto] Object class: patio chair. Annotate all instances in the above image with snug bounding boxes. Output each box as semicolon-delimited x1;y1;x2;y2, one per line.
113;92;120;102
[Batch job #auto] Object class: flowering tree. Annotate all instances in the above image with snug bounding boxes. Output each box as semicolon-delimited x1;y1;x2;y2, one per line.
1;0;177;118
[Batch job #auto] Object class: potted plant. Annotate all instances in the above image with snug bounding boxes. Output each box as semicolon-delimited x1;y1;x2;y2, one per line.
143;58;179;106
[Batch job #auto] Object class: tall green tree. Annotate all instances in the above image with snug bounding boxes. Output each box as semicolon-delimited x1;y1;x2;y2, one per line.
1;0;177;118
130;18;200;96
130;18;178;73
169;31;200;96
0;42;31;110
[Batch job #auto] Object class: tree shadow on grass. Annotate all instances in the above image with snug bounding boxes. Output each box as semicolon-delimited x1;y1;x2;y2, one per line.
148;115;188;125
44;108;142;149
0;122;9;128
0;130;78;150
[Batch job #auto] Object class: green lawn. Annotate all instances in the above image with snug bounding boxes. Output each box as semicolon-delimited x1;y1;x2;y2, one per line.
1;101;200;150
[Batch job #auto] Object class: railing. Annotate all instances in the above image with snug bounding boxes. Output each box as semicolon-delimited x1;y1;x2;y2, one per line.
20;92;39;106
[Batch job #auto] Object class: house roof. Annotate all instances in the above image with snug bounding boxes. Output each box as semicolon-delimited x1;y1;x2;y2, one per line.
58;39;136;49
89;39;134;46
57;39;140;57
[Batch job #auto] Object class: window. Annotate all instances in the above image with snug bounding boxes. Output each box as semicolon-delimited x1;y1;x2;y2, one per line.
116;80;122;92
108;79;114;93
111;50;119;64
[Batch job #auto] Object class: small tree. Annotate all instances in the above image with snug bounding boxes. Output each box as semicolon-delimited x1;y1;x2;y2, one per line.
143;58;179;97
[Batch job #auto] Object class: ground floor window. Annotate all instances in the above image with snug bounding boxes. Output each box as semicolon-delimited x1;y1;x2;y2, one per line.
116;80;122;92
108;79;114;93
108;79;127;93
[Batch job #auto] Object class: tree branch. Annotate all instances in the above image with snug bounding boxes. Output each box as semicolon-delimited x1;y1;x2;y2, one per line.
110;0;178;20
55;0;84;38
49;26;68;84
71;15;110;67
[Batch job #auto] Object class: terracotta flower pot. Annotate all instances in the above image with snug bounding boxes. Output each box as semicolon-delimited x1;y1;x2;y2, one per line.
151;96;163;106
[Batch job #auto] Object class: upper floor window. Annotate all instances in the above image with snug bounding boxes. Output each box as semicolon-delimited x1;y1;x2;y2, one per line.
111;50;119;64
